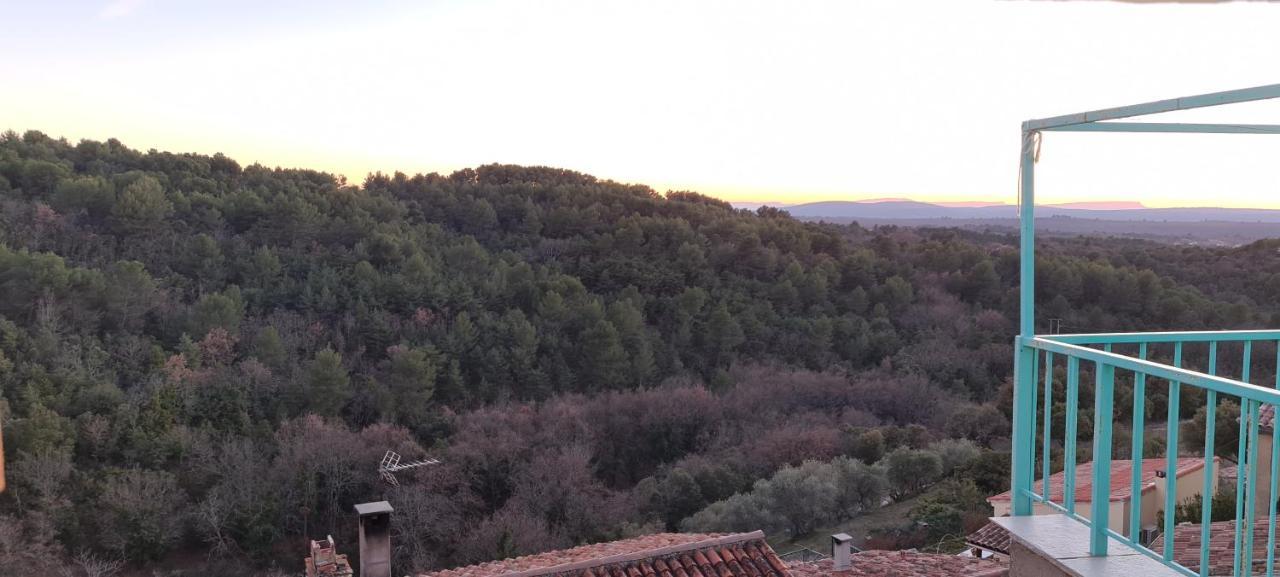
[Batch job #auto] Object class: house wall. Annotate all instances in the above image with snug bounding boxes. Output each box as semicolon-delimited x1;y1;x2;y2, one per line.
1171;460;1216;510
1108;501;1125;533
1252;432;1273;517
1136;460;1220;523
990;500;1126;533
990;460;1217;534
1139;489;1160;529
1009;541;1071;577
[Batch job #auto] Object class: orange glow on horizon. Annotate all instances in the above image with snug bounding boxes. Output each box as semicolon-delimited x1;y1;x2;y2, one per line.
6;2;1280;210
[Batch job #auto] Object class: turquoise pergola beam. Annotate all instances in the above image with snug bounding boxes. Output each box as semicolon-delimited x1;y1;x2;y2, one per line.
1047;122;1280;134
1023;83;1280;130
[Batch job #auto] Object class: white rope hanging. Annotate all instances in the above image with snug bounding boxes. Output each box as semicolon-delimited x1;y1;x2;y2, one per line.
1016;131;1043;217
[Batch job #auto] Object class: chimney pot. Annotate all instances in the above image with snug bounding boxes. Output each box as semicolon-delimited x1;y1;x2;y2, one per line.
831;533;853;571
356;501;394;577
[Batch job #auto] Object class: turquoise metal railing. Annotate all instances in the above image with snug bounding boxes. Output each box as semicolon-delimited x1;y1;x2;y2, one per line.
1011;84;1280;576
1012;330;1280;576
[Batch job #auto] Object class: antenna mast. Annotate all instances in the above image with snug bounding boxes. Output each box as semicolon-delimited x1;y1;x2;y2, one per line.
378;450;440;487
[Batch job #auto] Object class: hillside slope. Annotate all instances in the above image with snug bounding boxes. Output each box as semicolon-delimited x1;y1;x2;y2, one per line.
0;130;1276;574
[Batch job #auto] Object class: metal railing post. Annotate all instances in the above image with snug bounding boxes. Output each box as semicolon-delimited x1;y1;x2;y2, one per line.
1090;361;1115;555
1013;340;1037;516
1129;343;1148;543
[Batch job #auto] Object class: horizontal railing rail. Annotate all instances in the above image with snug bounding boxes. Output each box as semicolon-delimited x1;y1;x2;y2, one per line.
1013;330;1280;577
1048;330;1280;346
1029;337;1280;406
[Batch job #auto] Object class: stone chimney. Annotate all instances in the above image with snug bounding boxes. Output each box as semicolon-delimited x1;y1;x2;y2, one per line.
356;501;394;577
304;535;353;577
831;533;853;571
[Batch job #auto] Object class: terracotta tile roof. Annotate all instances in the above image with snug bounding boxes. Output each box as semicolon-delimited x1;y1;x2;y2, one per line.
1151;521;1279;576
417;532;791;577
987;458;1210;503
965;522;1011;556
786;552;1007;577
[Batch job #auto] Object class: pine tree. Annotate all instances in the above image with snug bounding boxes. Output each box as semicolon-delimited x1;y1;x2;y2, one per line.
304;348;351;416
580;319;628;391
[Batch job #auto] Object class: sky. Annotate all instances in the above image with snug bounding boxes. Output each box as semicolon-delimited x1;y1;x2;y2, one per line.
3;0;1280;207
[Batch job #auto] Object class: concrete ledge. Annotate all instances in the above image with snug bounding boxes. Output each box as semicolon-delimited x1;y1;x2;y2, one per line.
992;515;1184;577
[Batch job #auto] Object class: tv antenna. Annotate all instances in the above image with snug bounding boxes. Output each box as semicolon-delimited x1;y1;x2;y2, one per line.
378;450;440;487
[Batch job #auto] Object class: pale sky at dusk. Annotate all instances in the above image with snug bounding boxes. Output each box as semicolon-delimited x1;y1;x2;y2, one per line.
4;1;1280;207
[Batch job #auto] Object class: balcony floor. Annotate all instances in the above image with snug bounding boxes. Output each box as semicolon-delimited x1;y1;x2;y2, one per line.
993;515;1183;577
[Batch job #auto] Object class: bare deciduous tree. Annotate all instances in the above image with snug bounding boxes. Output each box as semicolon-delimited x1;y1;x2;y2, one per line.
61;550;124;577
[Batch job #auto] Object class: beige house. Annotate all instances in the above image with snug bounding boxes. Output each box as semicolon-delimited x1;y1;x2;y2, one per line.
1244;404;1279;517
987;458;1215;535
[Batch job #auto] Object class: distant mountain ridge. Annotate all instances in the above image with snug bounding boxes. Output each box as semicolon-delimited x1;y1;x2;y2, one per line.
731;200;1280;223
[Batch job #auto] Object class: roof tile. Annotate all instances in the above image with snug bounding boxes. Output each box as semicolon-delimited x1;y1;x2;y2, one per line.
1151;520;1277;576
417;532;1006;577
965;521;1012;555
786;552;1007;577
418;533;789;577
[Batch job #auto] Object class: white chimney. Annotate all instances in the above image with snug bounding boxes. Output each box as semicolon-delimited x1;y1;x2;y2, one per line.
831;533;853;571
355;501;394;577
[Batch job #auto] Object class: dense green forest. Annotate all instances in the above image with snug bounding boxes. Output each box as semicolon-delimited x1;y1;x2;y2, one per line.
1;130;1278;576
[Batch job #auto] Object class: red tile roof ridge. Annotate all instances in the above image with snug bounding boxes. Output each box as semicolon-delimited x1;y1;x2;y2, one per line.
424;532;769;577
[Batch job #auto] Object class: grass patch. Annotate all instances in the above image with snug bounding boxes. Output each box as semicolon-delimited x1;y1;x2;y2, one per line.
767;496;922;556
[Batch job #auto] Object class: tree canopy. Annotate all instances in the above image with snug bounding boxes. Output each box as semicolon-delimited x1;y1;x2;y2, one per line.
1;129;1277;574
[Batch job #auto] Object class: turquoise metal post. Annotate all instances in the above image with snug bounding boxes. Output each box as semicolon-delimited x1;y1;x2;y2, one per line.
1200;391;1216;577
1065;356;1080;513
1166;342;1183;562
1238;343;1257;577
1019;129;1036;359
1011;129;1037;516
1242;399;1260;577
1029;350;1040;495
1269;420;1280;576
1268;342;1280;576
1129;343;1147;542
1090;360;1115;555
1013;343;1036;514
1043;352;1054;499
1234;402;1248;577
1198;342;1215;575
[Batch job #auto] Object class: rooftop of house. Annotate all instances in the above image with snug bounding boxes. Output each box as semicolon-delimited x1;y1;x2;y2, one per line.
987;458;1211;504
1260;404;1276;433
787;553;1007;577
415;532;789;577
965;521;1012;556
1150;520;1277;576
413;532;1008;577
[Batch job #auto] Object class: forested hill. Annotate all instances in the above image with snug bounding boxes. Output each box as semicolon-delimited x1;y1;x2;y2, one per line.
2;130;1278;575
1;131;883;413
